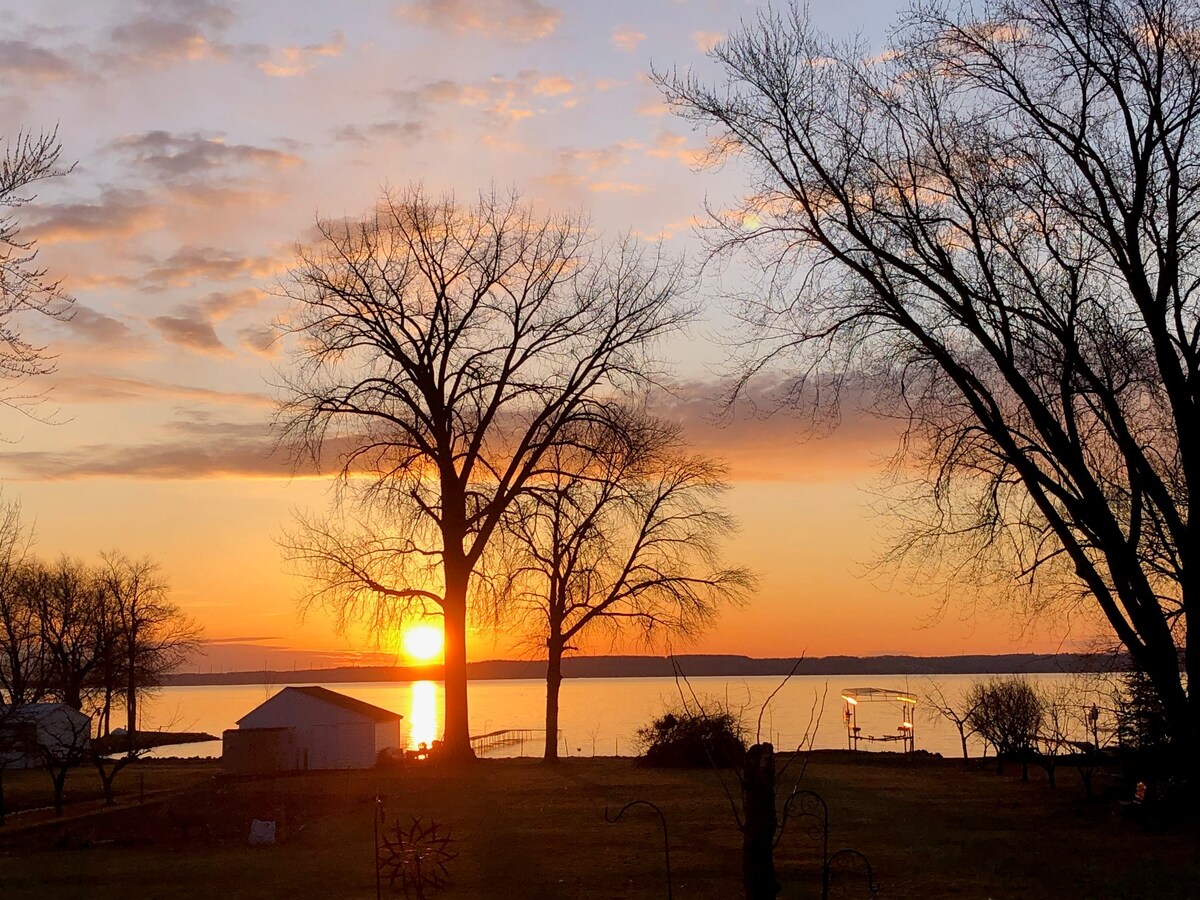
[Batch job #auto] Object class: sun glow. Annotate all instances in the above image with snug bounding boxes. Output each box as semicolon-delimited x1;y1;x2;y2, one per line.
402;623;444;663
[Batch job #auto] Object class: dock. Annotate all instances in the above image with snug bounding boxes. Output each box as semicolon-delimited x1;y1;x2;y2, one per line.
469;728;553;756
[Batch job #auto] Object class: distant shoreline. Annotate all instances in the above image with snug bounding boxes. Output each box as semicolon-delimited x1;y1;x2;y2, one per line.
165;652;1127;687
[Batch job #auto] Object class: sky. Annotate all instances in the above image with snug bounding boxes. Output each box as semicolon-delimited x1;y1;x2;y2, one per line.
0;0;1102;671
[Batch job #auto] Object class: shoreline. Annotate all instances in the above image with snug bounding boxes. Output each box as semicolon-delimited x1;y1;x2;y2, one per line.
166;651;1128;687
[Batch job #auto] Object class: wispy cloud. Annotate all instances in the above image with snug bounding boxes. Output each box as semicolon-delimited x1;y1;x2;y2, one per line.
148;313;230;355
333;120;424;144
395;0;562;43
28;188;164;245
390;71;575;131
647;130;708;168
258;31;344;77
144;288;269;355
611;26;646;52
2;430;283;481
138;245;287;291
652;378;901;483
106;0;245;70
51;374;272;407
0;38;81;83
109;131;302;180
60;304;143;347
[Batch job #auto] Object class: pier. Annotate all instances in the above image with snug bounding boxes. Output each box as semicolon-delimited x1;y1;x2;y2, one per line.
469;729;553;757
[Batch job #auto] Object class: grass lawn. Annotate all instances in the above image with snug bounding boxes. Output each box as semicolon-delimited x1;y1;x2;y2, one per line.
1;752;1196;898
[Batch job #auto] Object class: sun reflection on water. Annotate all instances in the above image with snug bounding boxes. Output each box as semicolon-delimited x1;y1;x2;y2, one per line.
408;680;440;750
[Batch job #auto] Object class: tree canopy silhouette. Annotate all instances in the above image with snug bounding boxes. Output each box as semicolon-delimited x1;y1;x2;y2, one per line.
0;130;73;418
660;0;1200;772
277;186;691;759
504;411;753;760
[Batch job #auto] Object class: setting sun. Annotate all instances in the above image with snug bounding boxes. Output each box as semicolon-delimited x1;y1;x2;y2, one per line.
401;623;444;664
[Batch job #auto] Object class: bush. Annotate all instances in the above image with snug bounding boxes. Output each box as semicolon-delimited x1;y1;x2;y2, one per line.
634;707;746;768
966;676;1043;758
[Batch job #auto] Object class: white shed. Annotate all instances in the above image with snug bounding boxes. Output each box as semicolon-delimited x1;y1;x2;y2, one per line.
229;686;403;771
0;703;93;769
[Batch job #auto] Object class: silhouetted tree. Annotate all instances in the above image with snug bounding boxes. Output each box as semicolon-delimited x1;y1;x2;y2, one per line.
96;552;199;752
968;676;1043;779
0;130;73;415
34;557;105;713
661;0;1200;775
278;186;691;759
0;500;42;709
922;678;983;762
506;412;753;760
0;499;41;825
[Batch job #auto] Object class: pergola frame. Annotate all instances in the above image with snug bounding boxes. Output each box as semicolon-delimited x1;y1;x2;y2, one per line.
840;687;916;753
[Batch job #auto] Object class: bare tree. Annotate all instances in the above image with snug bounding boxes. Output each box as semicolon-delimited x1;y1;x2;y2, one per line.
0;499;41;826
97;552;199;754
660;0;1200;773
922;678;983;762
0;130;73;415
277;186;691;758
968;676;1044;779
1036;682;1075;788
505;412;753;760
33;557;105;713
0;500;42;708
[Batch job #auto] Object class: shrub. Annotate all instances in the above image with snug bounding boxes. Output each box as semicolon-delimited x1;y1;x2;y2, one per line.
634;707;746;768
966;676;1043;759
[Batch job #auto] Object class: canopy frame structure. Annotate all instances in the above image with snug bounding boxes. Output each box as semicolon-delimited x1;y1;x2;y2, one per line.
841;687;917;753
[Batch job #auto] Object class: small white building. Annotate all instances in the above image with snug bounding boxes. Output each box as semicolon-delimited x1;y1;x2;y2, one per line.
0;703;93;769
224;686;403;772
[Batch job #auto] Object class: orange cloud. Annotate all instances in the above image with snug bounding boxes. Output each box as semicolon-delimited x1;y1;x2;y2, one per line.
0;39;81;83
532;75;574;96
138;245;288;291
611;26;646;52
106;1;244;70
647;130;709;168
652;378;903;484
395;0;561;43
588;181;649;194
692;31;724;52
148;314;230;356
29;189;165;245
51;374;272;407
258;31;344;77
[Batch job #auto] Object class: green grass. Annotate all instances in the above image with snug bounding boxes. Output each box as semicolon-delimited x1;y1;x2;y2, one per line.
1;754;1196;899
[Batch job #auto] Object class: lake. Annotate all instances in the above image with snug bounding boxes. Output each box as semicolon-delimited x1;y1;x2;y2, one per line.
140;672;1106;760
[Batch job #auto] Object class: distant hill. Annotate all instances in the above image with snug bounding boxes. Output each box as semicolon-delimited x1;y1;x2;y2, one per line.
164;652;1126;686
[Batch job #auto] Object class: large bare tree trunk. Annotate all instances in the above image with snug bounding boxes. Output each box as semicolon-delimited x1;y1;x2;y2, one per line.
544;640;563;761
125;676;137;757
441;574;473;761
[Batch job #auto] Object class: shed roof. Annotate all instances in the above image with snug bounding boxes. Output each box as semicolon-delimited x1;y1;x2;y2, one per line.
240;686;403;725
0;703;92;723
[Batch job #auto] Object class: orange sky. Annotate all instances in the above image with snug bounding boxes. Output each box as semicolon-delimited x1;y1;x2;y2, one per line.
0;0;1106;671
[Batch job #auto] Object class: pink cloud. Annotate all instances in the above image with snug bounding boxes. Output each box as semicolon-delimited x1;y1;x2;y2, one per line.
395;0;561;43
611;26;646;52
258;31;344;77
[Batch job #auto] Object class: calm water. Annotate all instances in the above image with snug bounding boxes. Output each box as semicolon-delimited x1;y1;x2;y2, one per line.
140;672;1095;760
